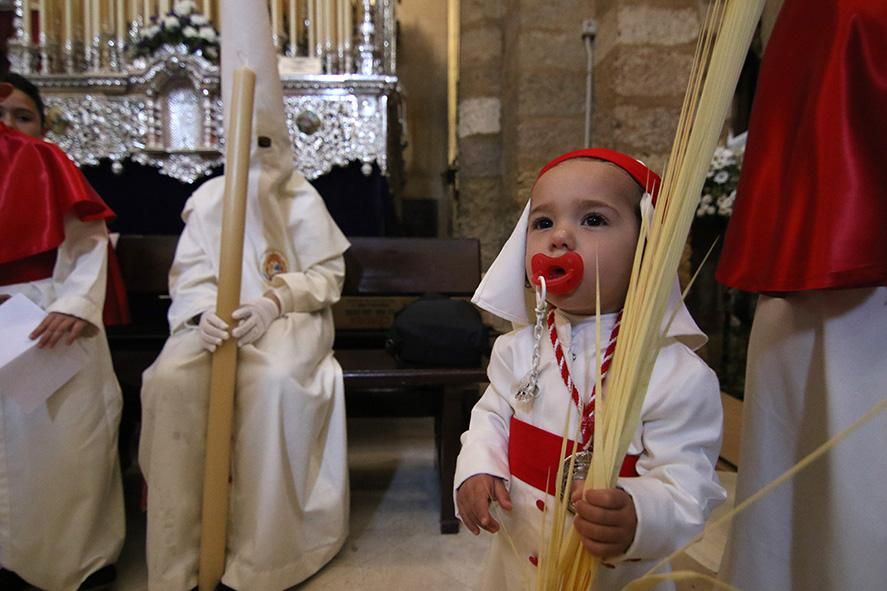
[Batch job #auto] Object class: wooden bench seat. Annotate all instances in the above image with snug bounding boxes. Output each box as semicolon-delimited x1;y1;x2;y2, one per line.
110;234;488;534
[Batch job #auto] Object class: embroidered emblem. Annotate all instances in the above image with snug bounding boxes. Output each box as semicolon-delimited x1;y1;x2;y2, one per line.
261;250;288;281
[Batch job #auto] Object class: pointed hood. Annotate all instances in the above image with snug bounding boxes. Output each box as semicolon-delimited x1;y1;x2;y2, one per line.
220;1;293;190
219;0;294;263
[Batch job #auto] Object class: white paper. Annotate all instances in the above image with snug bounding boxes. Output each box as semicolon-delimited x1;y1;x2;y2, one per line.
0;294;88;413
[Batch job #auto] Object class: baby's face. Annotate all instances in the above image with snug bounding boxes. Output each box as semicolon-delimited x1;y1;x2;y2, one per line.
525;159;641;315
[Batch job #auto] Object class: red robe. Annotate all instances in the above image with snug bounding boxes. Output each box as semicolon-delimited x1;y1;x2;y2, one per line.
0;123;129;324
716;0;887;293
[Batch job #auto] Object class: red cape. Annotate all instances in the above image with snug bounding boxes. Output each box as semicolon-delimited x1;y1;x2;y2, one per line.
0;123;115;263
0;123;130;324
716;0;887;293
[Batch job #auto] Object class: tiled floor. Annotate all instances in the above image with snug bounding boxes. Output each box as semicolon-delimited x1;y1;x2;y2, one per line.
111;417;735;590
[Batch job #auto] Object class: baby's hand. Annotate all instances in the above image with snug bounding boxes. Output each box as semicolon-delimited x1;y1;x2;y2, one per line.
456;474;512;535
571;486;637;559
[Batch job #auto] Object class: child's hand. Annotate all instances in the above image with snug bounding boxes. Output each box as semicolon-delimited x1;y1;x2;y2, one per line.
571;486;637;559
456;474;512;535
29;312;88;349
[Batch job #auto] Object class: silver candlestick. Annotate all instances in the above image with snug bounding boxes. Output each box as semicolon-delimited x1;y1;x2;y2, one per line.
356;0;377;76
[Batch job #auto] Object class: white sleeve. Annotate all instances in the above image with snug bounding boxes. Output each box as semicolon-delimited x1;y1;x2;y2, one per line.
453;333;519;509
267;254;345;314
616;342;726;562
167;214;218;334
46;215;108;329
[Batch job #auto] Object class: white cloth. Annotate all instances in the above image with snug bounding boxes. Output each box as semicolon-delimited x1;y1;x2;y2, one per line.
455;310;725;591
139;173;350;591
0;216;124;590
719;288;887;590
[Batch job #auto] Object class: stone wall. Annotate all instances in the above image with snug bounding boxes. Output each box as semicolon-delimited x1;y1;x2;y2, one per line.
457;0;589;266
455;0;711;267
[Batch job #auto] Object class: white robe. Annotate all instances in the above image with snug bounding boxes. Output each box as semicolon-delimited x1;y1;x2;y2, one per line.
455;310;725;591
719;288;887;590
0;216;124;590
139;173;350;591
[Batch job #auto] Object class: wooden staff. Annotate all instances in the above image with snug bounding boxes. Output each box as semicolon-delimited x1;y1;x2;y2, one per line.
197;66;256;591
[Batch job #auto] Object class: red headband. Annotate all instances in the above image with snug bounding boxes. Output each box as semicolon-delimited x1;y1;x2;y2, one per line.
536;148;661;204
0;82;12;100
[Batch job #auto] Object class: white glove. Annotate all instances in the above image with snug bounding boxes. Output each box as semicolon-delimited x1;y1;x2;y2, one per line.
231;296;281;347
198;311;230;352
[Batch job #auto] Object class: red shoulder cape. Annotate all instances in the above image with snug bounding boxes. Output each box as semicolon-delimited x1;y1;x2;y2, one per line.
0;124;130;325
716;0;887;293
0;123;115;264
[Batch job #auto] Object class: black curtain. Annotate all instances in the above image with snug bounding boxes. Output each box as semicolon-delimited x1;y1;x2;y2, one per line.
83;159;399;237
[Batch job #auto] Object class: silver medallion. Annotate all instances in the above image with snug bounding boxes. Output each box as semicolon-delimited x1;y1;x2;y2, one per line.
561;449;593;512
514;374;540;403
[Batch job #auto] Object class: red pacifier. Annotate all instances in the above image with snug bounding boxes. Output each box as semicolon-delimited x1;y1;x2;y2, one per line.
530;251;584;296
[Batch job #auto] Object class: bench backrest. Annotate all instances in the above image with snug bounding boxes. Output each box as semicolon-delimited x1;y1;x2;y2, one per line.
343;237;481;296
113;235;483;331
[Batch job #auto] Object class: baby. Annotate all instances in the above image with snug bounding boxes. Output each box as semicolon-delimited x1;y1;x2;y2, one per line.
455;148;725;590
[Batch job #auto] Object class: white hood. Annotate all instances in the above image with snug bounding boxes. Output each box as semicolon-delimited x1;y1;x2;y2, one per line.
220;0;294;259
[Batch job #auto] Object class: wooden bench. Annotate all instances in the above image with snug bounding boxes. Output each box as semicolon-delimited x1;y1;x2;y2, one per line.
109;235;488;534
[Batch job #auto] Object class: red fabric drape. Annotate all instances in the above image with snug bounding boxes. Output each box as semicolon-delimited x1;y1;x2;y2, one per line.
716;0;887;293
1;123;129;324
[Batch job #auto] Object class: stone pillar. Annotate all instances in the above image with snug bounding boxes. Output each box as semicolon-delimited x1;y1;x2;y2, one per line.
455;0;507;266
456;0;588;267
501;0;588;210
592;0;701;172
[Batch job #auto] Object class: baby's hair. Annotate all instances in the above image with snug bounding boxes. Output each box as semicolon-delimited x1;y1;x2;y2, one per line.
1;72;45;126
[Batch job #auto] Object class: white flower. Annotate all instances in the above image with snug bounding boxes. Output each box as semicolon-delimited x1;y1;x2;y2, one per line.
716;190;736;215
199;27;217;42
190;14;208;26
723;191;737;212
173;0;195;16
163;15;180;29
714;170;730;184
144;24;161;37
712;146;736;168
183;26;198;38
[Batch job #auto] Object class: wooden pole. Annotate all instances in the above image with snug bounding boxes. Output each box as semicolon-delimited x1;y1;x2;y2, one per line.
197;66;256;591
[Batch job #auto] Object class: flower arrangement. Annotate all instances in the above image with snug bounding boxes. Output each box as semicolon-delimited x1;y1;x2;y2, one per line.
696;137;745;218
134;0;220;62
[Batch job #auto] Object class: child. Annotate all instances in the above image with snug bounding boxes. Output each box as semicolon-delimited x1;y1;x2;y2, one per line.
0;80;123;591
455;148;725;590
0;71;129;327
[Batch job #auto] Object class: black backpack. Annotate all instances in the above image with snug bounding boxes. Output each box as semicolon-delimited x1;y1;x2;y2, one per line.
386;294;489;367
